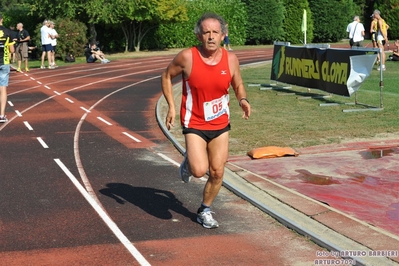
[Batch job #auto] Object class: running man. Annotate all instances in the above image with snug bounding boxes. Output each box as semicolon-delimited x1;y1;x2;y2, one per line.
161;12;250;229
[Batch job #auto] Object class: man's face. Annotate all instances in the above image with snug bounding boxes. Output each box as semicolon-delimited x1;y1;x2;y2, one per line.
196;18;224;52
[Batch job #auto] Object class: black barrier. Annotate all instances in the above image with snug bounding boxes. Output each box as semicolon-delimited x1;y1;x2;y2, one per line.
270;44;378;97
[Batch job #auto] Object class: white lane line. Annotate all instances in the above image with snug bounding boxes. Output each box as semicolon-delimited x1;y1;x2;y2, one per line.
30;77;35;81
37;81;42;85
97;117;112;126
122;132;141;143
54;91;61;95
44;85;51;90
80;107;91;113
53;159;151;266
7;101;14;106
23;121;33;130
65;98;74;103
37;137;49;148
156;152;179;167
15;110;22;117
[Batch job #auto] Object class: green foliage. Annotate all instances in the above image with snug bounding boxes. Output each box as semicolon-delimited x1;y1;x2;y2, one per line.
4;0;389;51
85;0;189;51
309;0;356;43
34;18;88;59
2;6;41;38
153;0;247;49
282;0;313;44
27;0;83;19
243;0;285;44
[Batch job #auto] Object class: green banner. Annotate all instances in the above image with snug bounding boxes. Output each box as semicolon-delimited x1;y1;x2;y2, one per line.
270;45;377;97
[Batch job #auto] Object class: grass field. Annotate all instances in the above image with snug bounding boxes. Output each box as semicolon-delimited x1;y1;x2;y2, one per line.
23;45;398;156
228;58;399;155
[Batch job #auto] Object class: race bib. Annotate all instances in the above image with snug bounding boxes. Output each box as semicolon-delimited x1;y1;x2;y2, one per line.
203;94;229;121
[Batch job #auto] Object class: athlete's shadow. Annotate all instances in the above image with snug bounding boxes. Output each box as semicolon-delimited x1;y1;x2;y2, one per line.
99;183;196;221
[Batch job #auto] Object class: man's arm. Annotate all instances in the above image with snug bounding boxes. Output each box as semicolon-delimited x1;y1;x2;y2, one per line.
228;53;250;119
161;49;190;129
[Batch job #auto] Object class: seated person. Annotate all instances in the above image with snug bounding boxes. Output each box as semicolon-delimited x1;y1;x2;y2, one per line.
85;43;110;63
391;40;399;61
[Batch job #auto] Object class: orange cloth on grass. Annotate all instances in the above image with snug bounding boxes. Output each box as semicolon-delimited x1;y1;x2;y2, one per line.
247;146;298;159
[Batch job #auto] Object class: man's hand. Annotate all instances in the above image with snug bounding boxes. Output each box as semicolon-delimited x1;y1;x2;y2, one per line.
165;108;176;130
240;100;250;120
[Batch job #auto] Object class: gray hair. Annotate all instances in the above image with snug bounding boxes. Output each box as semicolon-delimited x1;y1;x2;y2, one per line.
353;15;359;21
194;12;228;35
373;9;381;15
43;19;48;25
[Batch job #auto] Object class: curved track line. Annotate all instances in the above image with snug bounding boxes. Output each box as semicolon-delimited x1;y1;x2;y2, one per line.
73;75;160;200
0;67;164;131
8;62;164;96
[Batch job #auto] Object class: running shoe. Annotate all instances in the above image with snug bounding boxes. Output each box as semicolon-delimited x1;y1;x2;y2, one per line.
40;65;46;69
16;68;22;72
25;68;29;72
0;116;8;123
179;152;192;183
197;210;219;229
48;65;55;69
377;66;386;71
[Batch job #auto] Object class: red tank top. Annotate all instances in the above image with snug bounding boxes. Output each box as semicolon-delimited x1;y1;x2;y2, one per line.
181;46;232;130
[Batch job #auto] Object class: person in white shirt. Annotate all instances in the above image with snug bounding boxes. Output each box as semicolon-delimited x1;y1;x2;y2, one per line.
49;21;59;68
40;20;53;69
346;16;365;48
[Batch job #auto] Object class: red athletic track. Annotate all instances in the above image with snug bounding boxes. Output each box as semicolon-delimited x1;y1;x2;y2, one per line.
1;47;348;265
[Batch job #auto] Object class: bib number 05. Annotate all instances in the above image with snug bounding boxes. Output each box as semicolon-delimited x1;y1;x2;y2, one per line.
203;94;229;122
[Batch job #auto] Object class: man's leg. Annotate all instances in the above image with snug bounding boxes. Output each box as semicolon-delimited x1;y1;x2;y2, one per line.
47;51;52;67
41;51;46;67
0;86;7;117
185;131;229;229
202;131;229;207
378;42;386;70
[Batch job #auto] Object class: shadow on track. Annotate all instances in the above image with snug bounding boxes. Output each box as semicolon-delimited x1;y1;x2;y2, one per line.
100;183;196;221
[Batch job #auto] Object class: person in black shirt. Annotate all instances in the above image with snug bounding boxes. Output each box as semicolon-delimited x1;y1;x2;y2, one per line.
15;23;30;72
9;25;18;64
85;43;110;64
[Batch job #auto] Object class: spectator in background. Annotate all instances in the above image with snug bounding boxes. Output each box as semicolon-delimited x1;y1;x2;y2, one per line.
346;15;365;48
40;19;53;69
370;14;378;48
49;21;59;68
373;9;389;71
15;22;30;72
0;14;15;123
388;40;399;61
223;23;233;51
85;43;110;64
9;25;18;64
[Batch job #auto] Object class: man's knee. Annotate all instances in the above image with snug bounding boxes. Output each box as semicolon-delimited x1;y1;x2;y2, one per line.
190;163;208;178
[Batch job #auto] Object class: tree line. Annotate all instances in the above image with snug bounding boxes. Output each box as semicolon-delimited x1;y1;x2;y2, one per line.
0;0;397;59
